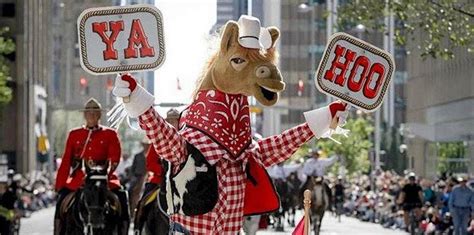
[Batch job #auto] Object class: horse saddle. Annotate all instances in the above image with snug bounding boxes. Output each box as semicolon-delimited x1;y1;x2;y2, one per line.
134;186;159;220
59;191;77;217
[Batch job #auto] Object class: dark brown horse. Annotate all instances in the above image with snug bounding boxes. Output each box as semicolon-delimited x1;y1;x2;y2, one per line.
286;172;302;227
61;166;122;235
133;187;170;235
307;176;328;235
272;179;289;231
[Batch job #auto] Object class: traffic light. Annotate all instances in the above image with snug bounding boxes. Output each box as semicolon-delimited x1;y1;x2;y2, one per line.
79;77;89;95
298;79;304;96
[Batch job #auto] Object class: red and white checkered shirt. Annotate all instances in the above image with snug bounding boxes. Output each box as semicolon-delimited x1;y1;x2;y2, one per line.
139;107;314;234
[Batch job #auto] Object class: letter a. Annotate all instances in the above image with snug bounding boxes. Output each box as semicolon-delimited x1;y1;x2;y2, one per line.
92;21;124;60
124;19;155;58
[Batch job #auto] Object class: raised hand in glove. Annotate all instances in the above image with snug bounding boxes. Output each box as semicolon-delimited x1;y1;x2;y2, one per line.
112;74;154;118
329;101;349;129
303;100;350;139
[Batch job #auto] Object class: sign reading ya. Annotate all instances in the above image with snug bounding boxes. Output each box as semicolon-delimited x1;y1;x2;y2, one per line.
78;4;165;75
315;33;395;112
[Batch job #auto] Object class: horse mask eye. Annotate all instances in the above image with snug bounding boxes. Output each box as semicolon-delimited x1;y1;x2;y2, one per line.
231;58;246;64
229;57;248;71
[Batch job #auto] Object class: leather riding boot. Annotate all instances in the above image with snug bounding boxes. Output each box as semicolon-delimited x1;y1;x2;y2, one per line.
118;221;130;235
54;219;62;235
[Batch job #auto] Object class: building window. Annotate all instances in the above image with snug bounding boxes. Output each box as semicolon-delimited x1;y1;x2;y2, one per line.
289;110;305;124
315;19;326;30
0;3;15;18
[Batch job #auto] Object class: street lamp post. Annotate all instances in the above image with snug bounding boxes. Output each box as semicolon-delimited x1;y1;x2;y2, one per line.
298;2;317;110
298;0;337;109
382;0;395;128
297;2;311;12
326;0;337;104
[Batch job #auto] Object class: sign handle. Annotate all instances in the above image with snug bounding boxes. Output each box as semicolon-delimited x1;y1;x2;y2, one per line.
303;189;311;235
123;96;130;103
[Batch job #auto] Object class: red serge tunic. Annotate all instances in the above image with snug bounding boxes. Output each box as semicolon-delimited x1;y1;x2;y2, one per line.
55;126;122;191
145;146;165;185
139;94;315;235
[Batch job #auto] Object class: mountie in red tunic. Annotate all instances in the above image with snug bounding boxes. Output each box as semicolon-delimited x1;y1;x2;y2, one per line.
55;125;122;191
145;146;165;185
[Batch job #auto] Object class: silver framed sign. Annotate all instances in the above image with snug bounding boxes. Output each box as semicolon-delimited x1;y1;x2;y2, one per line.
315;33;395;112
77;4;165;75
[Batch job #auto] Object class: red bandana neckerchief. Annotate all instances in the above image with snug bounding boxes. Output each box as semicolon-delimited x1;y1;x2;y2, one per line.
183;90;251;158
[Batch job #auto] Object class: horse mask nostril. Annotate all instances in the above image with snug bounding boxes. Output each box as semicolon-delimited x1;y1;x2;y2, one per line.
256;66;271;78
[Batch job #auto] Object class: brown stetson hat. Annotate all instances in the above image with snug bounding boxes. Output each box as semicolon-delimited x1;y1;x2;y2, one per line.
80;98;105;112
166;109;180;119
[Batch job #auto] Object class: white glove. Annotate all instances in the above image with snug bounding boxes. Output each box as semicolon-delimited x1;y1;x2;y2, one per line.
112;74;154;118
304;101;350;139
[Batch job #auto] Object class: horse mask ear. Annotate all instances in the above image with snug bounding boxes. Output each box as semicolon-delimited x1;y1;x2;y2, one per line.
220;21;239;53
267;27;280;48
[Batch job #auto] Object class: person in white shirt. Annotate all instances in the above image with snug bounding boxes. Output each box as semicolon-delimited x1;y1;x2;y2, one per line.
268;163;287;180
267;162;305;228
268;163;301;180
302;150;338;177
301;149;339;208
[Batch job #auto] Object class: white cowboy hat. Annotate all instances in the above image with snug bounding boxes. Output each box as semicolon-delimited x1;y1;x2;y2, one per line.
237;15;272;50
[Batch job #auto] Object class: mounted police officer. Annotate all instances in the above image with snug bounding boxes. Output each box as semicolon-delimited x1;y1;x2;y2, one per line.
54;98;130;235
301;149;339;207
133;108;179;234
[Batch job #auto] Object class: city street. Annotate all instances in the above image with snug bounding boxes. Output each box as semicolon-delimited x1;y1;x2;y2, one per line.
20;207;407;235
257;214;407;235
1;0;473;235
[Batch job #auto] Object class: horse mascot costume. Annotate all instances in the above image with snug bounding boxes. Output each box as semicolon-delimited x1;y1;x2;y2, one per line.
112;15;349;234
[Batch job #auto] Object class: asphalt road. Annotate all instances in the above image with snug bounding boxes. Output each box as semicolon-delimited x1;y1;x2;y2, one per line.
20;207;407;235
256;212;408;235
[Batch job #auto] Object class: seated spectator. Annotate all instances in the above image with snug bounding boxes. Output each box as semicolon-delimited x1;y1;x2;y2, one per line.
467;218;474;234
392;210;406;230
436;212;453;234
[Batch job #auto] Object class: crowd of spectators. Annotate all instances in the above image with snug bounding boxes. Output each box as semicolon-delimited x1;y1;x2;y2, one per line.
329;171;474;234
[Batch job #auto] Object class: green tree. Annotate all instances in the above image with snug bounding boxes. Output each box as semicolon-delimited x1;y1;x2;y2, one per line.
0;27;15;107
437;142;467;173
337;0;473;59
51;110;84;155
316;117;374;174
